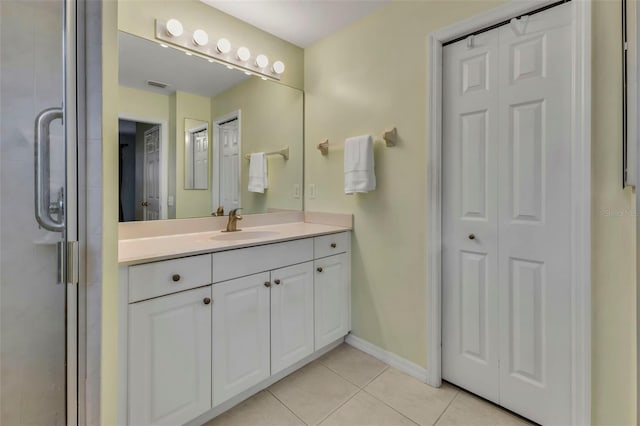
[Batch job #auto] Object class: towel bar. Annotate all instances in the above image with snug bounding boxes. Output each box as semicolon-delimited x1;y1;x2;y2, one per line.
244;146;289;161
317;127;397;155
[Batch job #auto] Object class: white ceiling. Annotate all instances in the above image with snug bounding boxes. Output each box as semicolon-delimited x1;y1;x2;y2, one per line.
118;32;250;97
199;0;390;48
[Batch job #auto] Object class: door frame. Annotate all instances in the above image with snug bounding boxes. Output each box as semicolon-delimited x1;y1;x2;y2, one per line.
117;114;168;220
212;110;242;211
425;1;591;424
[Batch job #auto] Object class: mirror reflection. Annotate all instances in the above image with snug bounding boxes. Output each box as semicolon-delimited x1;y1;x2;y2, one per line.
184;119;209;190
117;31;303;222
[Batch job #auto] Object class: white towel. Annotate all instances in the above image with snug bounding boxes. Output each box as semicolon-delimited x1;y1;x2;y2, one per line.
248;152;268;193
344;134;376;194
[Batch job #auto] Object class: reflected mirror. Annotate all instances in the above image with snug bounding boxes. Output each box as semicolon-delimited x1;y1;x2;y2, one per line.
184;119;209;190
117;31;303;222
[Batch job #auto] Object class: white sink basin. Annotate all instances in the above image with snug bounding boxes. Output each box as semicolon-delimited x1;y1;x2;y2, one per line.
209;230;280;241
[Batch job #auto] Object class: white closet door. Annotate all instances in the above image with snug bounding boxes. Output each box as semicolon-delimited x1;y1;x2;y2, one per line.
442;29;501;403
496;5;572;424
442;3;573;424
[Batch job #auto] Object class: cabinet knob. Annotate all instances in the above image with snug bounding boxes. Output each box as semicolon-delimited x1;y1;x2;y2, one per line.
468;234;476;240
317;267;323;273
274;279;281;285
264;281;271;288
172;274;181;282
203;297;211;305
330;243;337;248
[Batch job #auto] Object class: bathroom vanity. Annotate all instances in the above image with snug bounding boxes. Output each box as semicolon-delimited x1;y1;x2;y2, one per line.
117;214;352;425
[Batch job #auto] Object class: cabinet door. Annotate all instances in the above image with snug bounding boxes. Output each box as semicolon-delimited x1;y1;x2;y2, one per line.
129;286;212;426
212;272;270;406
314;253;350;349
271;262;314;375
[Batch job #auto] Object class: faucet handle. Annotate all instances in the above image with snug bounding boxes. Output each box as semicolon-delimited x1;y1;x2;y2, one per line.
230;208;243;218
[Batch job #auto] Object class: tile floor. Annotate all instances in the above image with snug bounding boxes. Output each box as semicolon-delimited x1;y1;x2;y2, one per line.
205;343;533;426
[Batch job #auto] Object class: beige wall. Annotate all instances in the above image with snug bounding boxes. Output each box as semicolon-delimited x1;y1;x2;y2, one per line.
175;91;212;218
117;0;304;89
304;1;636;425
211;78;304;213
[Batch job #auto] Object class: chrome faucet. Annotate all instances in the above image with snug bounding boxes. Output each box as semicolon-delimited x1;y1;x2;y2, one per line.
224;208;242;232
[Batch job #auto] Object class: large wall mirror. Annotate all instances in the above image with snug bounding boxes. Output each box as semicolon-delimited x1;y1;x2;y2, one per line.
118;31;303;221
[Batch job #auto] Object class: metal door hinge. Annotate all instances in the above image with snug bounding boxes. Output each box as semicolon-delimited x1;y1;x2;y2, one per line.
67;240;79;285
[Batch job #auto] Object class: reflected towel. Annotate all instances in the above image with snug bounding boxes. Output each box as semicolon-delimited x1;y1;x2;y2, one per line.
344;134;376;194
248;152;268;193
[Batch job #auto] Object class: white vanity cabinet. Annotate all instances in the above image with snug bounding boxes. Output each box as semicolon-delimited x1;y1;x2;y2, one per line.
128;286;212;426
270;261;315;375
121;230;351;426
211;272;271;406
314;253;350;349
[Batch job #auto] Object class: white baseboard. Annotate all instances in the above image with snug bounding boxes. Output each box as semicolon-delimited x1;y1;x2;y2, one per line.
345;334;429;383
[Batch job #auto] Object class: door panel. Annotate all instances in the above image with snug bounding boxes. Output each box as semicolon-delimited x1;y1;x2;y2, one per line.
128;286;212;426
144;126;160;220
271;262;314;375
220;120;240;212
212;272;270;406
1;1;74;424
442;28;501;404
497;5;572;424
314;254;349;349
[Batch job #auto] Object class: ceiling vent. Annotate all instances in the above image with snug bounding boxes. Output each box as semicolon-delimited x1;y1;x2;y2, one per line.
146;80;169;89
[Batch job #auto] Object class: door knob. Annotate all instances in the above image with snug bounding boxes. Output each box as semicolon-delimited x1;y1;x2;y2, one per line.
203;297;211;305
264;281;271;288
468;234;476;240
317;267;323;273
274;279;281;285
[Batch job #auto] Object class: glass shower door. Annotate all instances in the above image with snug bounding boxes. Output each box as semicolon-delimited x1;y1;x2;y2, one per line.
1;0;78;425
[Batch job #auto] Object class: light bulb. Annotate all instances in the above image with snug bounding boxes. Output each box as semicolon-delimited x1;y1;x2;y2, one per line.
193;29;208;46
208;59;214;63
272;60;285;75
165;19;183;37
255;54;269;68
185;51;193;56
160;43;169;48
261;77;268;81
226;65;233;70
244;71;251;76
236;46;251;62
216;38;231;54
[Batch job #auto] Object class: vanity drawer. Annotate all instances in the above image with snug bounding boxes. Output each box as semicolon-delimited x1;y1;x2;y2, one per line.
211;238;313;283
314;232;349;259
129;254;212;303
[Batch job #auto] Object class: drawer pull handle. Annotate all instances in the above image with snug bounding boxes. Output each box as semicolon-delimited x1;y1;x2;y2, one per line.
317;267;323;273
330;243;337;248
274;279;281;285
468;234;475;240
172;274;181;282
203;297;211;305
264;281;271;288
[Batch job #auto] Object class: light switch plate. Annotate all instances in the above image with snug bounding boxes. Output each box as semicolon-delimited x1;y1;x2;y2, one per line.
309;184;316;199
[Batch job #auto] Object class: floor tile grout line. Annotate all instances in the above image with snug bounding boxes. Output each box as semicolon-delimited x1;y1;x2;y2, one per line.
315;387;361;425
433;390;460;426
359;365;389;389
266;388;310;426
360;388;420;426
318;360;389;390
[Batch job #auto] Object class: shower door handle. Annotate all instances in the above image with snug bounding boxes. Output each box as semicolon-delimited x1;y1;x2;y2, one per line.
35;107;65;232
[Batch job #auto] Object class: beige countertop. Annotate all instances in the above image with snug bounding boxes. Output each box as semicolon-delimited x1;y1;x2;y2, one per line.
119;221;351;265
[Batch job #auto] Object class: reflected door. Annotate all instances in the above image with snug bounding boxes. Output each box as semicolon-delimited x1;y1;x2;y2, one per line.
0;0;78;425
220;119;240;212
143;126;160;220
442;3;572;424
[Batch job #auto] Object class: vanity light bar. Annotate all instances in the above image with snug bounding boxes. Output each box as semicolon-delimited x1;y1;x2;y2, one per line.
154;19;284;81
